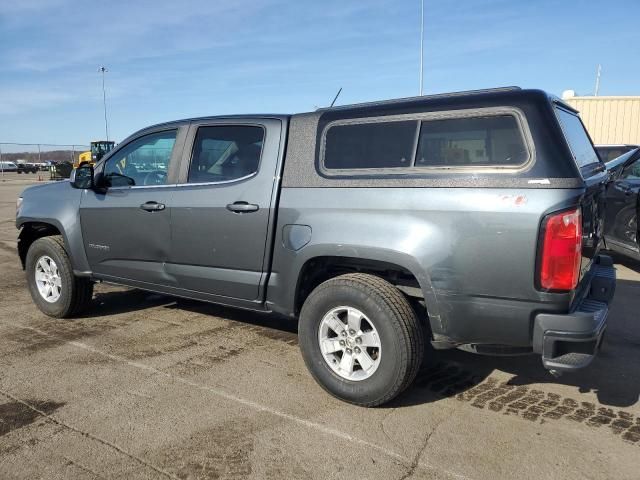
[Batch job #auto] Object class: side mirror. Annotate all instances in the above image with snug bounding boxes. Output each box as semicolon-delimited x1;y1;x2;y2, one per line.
70;164;94;189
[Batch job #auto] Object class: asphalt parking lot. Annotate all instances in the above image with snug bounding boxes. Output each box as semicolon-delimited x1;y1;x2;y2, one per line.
0;173;639;480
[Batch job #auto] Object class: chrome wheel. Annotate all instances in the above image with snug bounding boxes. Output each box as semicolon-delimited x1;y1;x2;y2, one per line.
34;256;62;303
318;306;381;381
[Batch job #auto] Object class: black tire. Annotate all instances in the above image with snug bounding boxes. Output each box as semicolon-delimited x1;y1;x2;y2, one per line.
298;273;424;407
25;236;93;318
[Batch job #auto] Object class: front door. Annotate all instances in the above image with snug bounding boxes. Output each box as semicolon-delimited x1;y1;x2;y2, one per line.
80;127;185;285
167;119;283;300
605;153;640;255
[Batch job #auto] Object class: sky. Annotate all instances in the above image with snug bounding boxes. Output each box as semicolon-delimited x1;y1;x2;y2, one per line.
1;0;639;146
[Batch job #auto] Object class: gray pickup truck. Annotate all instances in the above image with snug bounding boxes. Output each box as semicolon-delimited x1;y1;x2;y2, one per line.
16;87;616;406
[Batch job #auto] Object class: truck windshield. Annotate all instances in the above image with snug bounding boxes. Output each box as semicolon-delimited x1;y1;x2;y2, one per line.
554;107;601;169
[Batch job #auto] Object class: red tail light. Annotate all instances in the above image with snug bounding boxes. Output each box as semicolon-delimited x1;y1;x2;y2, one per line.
539;208;582;291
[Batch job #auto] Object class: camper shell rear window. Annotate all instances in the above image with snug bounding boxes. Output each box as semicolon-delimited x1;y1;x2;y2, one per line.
554;107;602;170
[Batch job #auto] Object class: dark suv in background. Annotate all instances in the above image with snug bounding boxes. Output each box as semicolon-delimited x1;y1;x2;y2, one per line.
603;147;640;260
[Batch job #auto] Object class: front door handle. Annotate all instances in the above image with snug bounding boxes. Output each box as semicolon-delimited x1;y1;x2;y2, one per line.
140;201;165;212
226;201;259;213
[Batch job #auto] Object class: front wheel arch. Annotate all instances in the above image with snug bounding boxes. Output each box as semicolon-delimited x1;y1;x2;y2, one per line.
18;222;65;269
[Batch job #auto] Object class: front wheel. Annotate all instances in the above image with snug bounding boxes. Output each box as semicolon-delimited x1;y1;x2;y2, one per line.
298;273;424;407
25;236;93;318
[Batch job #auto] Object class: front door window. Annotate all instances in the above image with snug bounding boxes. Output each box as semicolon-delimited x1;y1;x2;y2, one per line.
103;130;177;187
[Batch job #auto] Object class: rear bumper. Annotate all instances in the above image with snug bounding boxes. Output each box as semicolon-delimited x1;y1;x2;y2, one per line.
533;255;616;372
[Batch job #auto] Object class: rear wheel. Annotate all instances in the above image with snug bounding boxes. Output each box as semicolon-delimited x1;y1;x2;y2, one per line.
25;236;93;318
298;273;424;407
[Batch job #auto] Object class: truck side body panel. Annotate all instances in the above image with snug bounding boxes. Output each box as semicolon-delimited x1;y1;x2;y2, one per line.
268;187;581;346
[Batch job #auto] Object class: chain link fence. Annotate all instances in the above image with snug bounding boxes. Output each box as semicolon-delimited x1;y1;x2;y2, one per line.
0;142;90;179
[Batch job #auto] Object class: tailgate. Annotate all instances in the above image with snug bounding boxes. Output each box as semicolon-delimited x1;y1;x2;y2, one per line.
554;106;608;279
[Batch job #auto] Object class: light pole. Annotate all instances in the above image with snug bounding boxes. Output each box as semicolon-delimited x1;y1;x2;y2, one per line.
594;64;602;97
419;0;424;95
99;66;109;141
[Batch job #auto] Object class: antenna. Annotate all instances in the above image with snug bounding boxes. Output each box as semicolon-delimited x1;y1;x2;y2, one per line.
594;64;601;96
330;87;343;107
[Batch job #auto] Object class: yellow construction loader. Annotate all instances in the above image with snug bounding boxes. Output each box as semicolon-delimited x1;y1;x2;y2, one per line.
74;140;115;168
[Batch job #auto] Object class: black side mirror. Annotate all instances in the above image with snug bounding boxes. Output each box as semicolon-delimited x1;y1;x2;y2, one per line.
70;164;94;189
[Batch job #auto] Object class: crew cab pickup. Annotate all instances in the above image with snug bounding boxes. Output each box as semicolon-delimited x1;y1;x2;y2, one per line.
16;87;616;406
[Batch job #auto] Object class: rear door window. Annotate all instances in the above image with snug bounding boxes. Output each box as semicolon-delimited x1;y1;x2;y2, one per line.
623;158;640;180
188;125;264;183
554;107;601;169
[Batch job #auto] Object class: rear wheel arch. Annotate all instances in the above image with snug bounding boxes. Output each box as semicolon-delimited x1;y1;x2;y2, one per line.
293;255;436;324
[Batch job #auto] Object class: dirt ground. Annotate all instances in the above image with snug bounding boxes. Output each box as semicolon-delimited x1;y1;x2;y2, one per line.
1;172;639;479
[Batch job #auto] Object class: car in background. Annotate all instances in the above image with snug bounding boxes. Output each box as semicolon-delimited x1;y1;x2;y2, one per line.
596;144;639;163
604;147;640;260
0;161;19;172
17;163;39;174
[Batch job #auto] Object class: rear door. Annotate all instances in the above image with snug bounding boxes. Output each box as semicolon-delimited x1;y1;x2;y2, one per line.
554;106;607;274
604;151;640;256
166;118;283;301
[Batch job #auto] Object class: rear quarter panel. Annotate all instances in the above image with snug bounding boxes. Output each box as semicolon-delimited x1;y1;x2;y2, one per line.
269;186;583;346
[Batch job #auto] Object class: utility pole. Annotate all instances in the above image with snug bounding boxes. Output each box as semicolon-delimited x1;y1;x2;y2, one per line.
99;66;110;141
594;64;602;97
419;0;424;95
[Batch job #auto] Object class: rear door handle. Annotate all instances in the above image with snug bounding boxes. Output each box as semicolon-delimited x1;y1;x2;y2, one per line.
226;201;259;213
140;201;165;212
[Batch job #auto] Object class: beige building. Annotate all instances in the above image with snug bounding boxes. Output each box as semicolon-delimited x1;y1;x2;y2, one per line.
561;92;640;145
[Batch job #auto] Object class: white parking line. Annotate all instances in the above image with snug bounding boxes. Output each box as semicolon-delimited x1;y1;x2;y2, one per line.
1;320;473;480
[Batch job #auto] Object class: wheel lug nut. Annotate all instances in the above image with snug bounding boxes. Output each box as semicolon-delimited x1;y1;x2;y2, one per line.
355;337;362;344
346;348;352;355
354;346;361;354
341;331;347;337
348;329;356;336
339;340;346;346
